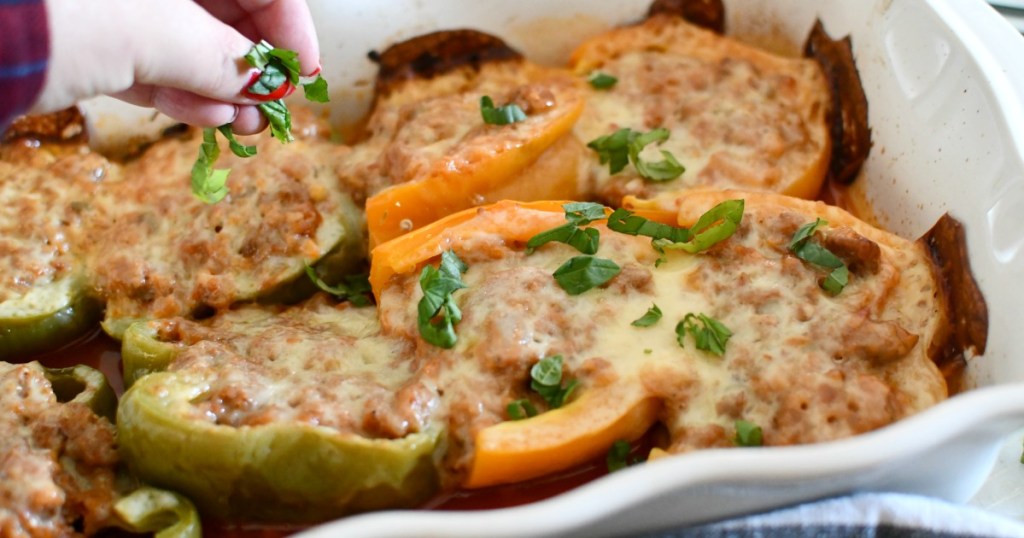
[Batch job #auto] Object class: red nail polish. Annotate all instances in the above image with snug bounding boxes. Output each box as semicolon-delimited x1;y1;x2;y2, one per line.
310;65;322;76
244;79;292;102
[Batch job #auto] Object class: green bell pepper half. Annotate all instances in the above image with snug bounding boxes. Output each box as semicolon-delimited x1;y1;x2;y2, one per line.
0;283;102;358
118;371;442;523
42;362;117;422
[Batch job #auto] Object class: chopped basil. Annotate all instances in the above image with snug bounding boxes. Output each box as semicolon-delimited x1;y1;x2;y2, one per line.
789;218;849;296
480;95;527;125
553;256;621;295
417;250;468;348
217;125;257;158
302;74;330;103
192;41;328;202
607;208;690;243
608;200;743;257
631;304;663;327
734;420;763;447
527;202;607;255
587;71;618;89
529;355;579;409
191;128;230;204
587;127;685;181
258;99;293;143
652;199;744;254
507;399;538;420
675;313;732;357
304;264;373;307
606;440;637;472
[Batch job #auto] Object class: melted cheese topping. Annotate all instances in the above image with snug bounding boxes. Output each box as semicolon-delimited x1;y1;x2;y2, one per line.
0;110;363;339
342;60;583;200
145;297;431;440
571;15;831;203
0;146;113;317
0;362;118;537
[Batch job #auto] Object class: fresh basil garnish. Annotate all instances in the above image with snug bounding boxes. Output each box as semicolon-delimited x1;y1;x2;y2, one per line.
675;312;732;357
553;256;621;295
417;250;468;348
527;202;607;255
789;218;849;295
631;304;663;327
587;71;618;90
480;95;528;125
734;419;763;447
587;127;685;181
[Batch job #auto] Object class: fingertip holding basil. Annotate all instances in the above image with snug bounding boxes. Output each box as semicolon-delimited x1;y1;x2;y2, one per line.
191;41;330;203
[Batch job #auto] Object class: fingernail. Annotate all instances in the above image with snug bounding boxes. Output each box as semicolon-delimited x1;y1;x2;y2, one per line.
243;70;261;90
243;79;293;102
228;105;240;124
309;65;322;76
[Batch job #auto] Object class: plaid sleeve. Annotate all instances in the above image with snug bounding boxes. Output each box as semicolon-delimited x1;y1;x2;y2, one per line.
0;0;50;131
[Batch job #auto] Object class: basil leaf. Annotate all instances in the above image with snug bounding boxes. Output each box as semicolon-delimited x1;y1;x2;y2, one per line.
631;304;663;327
588;127;685;181
606;440;632;472
530;355;564;387
607;208;690;243
480;95;527;125
191;128;230;204
217;125;257;158
652;199;744;254
244;40;273;71
587;128;632;174
528;355;578;410
507;399;538;420
248;66;288;95
417;250;468;348
527;202;606;255
258;99;294;143
302;74;330;103
304;265;373;307
553;256;621;295
587;71;618;89
734;419;763;447
565;227;600;255
676;313;732;357
821;264;849;296
633;149;685;181
789;218;828;250
266;47;301;84
789;218;850;295
563;201;607;226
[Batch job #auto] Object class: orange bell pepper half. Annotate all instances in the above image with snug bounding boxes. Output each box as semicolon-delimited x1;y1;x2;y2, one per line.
370;199;676;488
364;86;586;248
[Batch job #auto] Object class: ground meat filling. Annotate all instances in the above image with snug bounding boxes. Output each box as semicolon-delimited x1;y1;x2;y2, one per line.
0;363;118;538
152;299;431;440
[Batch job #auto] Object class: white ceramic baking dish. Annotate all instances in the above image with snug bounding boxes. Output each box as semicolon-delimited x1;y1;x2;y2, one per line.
80;0;1024;536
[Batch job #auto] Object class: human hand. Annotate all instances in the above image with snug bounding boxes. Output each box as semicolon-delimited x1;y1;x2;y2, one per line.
33;0;320;134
